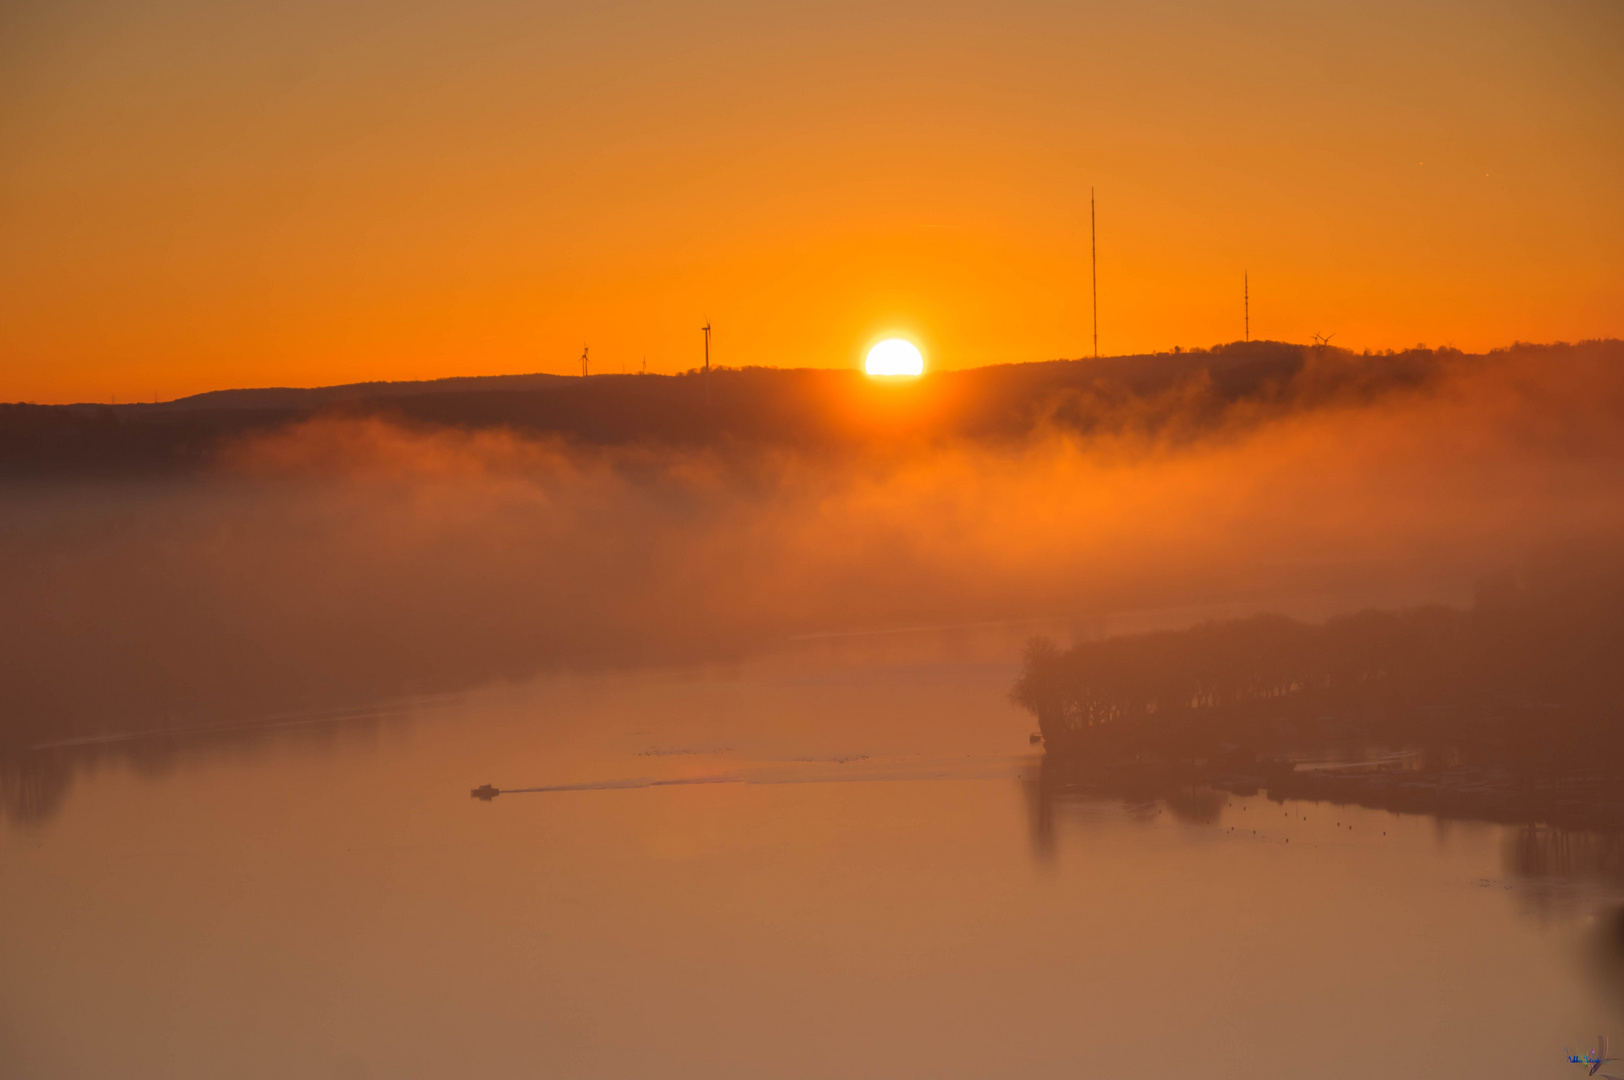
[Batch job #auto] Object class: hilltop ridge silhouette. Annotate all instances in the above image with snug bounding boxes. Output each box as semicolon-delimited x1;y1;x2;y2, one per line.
6;339;1592;477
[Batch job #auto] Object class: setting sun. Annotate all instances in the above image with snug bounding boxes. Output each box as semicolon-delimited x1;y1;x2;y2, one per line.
864;339;925;377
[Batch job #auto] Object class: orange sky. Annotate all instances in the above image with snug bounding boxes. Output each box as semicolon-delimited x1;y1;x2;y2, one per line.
2;0;1620;403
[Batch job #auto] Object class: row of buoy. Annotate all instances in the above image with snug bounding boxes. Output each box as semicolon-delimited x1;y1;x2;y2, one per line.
1218;804;1390;838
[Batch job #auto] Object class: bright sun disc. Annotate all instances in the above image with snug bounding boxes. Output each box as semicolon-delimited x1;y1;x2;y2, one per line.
864;339;924;377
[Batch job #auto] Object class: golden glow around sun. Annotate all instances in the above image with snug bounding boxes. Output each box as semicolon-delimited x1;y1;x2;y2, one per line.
864;339;924;377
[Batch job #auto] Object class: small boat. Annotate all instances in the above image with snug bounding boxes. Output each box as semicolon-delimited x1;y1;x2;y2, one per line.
471;784;500;800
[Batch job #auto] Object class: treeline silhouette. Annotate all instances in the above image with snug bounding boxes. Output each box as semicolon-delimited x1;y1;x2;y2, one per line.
1013;549;1624;774
4;339;1573;478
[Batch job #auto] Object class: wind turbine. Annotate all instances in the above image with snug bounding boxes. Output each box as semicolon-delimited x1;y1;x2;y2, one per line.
702;320;712;406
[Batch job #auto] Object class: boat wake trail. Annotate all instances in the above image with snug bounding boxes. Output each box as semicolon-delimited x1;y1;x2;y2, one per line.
474;755;1029;799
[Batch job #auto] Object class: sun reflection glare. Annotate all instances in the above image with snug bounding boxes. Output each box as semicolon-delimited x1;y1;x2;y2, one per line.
865;339;924;377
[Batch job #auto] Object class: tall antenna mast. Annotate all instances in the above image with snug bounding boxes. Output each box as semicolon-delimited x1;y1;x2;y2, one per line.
1244;272;1249;342
581;345;589;378
1091;187;1098;359
1091;188;1104;357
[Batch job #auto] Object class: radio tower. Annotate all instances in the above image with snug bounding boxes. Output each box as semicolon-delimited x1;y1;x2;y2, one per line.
1091;188;1098;359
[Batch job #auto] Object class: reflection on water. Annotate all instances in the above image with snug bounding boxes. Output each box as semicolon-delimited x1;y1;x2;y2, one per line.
0;702;413;830
1508;827;1624;885
1501;824;1624;1009
3;632;1622;1079
0;751;72;828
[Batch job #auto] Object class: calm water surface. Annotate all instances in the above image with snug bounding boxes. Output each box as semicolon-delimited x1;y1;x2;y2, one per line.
2;632;1618;1079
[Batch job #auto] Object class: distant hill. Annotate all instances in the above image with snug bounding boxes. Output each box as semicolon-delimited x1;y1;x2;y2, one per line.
1;340;1610;478
153;371;575;412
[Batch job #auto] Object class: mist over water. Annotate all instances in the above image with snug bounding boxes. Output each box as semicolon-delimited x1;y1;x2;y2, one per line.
5;343;1624;1078
4;342;1624;746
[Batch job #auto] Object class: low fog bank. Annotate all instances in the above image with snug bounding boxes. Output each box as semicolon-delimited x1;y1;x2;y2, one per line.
2;340;1622;750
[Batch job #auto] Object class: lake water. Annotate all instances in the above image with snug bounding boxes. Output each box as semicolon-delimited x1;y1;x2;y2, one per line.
2;629;1618;1079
